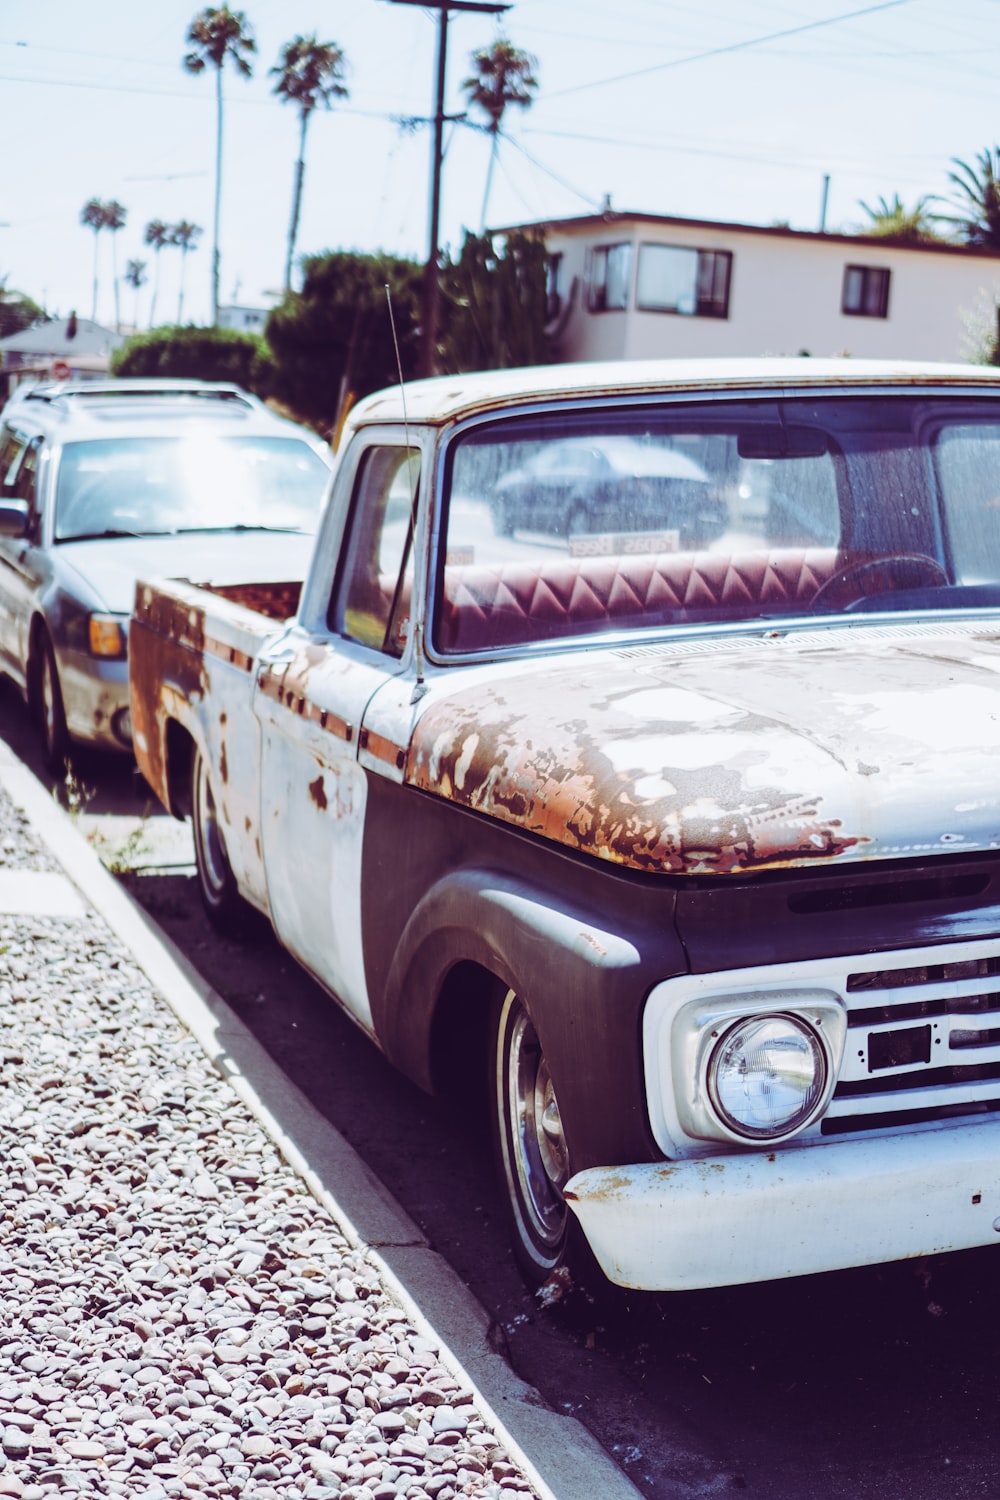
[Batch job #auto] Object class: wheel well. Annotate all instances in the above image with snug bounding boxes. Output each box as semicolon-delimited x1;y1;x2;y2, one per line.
165;720;196;819
428;960;499;1109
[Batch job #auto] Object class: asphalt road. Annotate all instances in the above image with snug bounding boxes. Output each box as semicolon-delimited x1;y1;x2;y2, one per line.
4;675;1000;1500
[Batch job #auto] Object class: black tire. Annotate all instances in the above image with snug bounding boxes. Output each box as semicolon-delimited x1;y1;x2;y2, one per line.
34;631;69;774
491;986;573;1288
191;745;248;934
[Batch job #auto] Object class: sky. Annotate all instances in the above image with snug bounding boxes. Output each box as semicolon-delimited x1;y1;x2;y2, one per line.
0;0;998;330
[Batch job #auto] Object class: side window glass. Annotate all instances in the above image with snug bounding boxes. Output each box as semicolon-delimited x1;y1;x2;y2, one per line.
17;437;41;510
330;446;420;656
0;428;28;497
935;423;1000;581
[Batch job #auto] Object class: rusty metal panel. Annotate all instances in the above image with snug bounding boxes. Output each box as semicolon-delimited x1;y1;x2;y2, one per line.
406;622;1000;876
129;577;286;910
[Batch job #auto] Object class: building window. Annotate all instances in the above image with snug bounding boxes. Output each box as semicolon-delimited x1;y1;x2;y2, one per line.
587;243;632;311
635;244;732;318
843;265;890;318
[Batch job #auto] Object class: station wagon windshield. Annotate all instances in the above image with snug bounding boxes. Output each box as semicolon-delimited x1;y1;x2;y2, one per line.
435;395;1000;653
54;435;329;542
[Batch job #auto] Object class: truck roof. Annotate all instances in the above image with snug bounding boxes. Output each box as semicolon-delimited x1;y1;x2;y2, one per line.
345;357;1000;433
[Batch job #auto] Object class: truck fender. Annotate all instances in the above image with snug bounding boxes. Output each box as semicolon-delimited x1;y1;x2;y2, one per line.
374;867;673;1169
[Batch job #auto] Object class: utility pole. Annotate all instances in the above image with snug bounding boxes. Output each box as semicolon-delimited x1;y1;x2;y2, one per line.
385;0;510;378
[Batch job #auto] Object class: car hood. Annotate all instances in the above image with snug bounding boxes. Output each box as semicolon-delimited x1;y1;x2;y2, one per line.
55;531;316;616
406;621;1000;875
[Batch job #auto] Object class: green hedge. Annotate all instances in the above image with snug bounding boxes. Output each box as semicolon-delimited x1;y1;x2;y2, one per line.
111;325;274;394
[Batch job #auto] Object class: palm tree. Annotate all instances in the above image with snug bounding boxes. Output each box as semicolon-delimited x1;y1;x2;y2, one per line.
859;193;941;245
183;6;256;324
124;258;147;330
171;221;202;323
81;198;107;322
103;200;127;331
937;148;1000;248
461;38;538;232
271;34;349;292
144;220;171;327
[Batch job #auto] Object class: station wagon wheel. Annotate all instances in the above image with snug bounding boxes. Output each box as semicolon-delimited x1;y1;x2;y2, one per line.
35;630;69;774
492;987;571;1286
191;746;247;933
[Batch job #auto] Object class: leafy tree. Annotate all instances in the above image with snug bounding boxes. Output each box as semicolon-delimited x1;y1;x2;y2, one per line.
462;38;538;231
124;258;147;330
438;230;550;372
263;237;550;436
0;281;46;340
938;148;1000;248
271;35;348;293
171;221;203;322
265;251;423;435
858;193;942;245
111;324;273;393
144;220;171;327
81;198;107;322
103;200;127;331
183;6;256;324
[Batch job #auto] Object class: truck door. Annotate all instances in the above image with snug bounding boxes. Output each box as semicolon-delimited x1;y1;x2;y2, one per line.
255;439;421;1034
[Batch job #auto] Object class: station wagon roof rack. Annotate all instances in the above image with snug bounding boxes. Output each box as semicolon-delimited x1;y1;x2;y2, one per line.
17;379;260;409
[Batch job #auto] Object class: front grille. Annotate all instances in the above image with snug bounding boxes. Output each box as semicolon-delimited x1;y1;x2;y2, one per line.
820;941;1000;1137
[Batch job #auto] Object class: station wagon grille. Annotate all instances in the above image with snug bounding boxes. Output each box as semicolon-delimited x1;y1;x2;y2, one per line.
821;946;1000;1137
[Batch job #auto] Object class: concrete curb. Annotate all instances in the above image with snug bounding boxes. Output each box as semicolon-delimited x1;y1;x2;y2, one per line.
0;740;643;1500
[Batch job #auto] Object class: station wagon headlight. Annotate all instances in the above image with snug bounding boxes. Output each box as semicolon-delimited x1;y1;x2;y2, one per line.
707;1013;826;1140
88;614;126;659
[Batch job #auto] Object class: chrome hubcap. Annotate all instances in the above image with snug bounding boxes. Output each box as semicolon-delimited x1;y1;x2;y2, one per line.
507;999;568;1249
41;655;57;747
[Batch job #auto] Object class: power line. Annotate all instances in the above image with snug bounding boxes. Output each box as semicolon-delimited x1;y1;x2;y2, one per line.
545;0;911;100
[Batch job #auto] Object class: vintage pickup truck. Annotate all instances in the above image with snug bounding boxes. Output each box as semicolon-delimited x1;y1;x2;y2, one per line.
130;357;1000;1293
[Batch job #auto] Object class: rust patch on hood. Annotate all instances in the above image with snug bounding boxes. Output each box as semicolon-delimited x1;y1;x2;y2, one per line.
309;775;328;811
407;631;1000;875
409;697;855;874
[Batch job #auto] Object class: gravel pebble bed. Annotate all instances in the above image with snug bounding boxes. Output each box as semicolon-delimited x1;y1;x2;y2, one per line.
0;786;540;1500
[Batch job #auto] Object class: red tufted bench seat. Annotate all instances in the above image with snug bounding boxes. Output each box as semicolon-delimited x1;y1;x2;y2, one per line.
436;548;842;653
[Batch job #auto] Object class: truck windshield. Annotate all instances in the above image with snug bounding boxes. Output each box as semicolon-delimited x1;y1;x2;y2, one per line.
54;435;331;542
434;394;1000;653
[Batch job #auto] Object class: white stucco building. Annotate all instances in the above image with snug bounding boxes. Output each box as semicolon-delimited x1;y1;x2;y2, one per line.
522;211;1000;365
218;305;270;334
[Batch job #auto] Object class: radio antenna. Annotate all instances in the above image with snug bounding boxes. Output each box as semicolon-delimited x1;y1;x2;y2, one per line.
384;283;426;697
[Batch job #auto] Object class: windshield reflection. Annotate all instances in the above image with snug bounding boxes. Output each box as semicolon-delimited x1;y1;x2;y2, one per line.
55;435;330;542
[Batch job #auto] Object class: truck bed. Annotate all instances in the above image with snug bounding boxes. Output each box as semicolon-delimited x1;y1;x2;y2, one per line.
129;573;304;819
194;579;302;621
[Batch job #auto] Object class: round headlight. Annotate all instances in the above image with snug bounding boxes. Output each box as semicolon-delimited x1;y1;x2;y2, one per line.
707;1013;826;1140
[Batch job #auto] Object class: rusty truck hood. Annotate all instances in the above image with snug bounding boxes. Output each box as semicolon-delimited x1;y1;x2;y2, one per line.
406;622;1000;875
